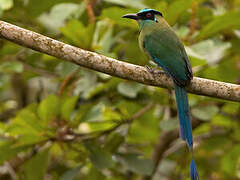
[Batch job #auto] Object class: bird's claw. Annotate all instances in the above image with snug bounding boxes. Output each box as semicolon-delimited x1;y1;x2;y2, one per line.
145;65;159;80
145;65;154;74
145;65;163;78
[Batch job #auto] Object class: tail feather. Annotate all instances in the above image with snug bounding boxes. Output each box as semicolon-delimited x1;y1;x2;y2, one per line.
174;84;193;148
190;159;199;180
174;84;199;180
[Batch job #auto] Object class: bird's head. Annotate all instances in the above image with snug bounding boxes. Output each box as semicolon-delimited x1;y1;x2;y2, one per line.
122;8;163;25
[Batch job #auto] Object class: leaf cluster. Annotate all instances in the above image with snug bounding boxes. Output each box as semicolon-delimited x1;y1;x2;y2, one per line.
0;0;240;179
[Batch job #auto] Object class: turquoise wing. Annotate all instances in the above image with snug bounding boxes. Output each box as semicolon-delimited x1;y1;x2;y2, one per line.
144;29;192;86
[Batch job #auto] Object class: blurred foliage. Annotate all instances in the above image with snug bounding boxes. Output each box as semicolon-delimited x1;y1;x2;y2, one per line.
0;0;240;179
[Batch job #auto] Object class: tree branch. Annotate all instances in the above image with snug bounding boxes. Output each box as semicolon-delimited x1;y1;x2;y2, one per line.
0;20;239;102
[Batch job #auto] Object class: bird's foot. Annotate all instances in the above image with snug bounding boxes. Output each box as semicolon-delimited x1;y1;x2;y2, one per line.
145;65;156;80
145;65;155;74
145;65;164;79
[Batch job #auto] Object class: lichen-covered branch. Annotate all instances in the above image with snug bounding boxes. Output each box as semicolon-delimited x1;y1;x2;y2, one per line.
0;20;239;102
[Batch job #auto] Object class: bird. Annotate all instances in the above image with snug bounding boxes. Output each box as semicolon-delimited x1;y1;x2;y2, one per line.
122;8;199;180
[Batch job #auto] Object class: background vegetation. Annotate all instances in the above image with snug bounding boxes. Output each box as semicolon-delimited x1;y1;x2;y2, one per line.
0;0;240;179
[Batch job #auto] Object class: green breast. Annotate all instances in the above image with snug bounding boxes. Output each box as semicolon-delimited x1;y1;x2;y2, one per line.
138;20;192;86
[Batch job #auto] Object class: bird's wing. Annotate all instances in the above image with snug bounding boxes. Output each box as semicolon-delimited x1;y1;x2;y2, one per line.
144;28;192;86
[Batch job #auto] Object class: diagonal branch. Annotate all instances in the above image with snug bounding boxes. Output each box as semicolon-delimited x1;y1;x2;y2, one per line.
0;20;239;102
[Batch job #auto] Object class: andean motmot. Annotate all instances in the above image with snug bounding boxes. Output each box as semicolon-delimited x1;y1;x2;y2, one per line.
123;9;199;180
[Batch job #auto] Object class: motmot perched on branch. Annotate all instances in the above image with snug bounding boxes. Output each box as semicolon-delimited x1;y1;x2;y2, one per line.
123;9;199;180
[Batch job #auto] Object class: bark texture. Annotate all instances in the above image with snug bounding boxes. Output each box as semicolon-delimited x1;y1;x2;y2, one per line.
0;20;240;102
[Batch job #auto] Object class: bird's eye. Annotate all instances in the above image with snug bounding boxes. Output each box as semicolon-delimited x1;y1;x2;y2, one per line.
146;13;152;18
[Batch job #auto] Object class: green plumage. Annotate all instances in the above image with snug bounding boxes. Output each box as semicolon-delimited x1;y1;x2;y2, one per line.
138;18;192;86
122;9;199;180
138;14;194;147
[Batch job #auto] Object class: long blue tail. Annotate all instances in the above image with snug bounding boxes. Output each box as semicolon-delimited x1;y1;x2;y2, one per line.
190;159;199;180
174;84;193;147
174;84;199;180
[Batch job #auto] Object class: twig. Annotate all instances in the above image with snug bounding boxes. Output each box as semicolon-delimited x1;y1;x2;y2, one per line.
129;102;155;121
15;49;59;78
84;0;96;24
0;20;239;102
3;162;18;180
142;119;202;180
0;146;39;179
163;128;228;158
58;69;79;96
21;61;59;78
0;108;17;122
185;1;198;42
63;103;155;142
67;78;79;96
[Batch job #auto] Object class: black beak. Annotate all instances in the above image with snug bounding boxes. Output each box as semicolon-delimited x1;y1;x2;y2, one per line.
122;13;139;20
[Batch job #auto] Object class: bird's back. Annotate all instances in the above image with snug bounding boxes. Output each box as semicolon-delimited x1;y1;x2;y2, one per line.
139;17;192;87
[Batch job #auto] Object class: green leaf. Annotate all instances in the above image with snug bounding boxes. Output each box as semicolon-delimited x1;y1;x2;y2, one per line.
121;40;148;65
87;167;106;180
73;70;98;98
0;140;29;164
57;61;79;76
92;19;124;55
60;20;95;48
188;39;231;65
84;142;114;170
60;166;81;180
0;122;6;133
104;133;125;153
38;3;84;34
103;0;146;9
221;145;240;175
157;160;177;176
212;114;233;128
25;0;72;17
5;106;49;143
37;95;60;123
166;0;193;25
195;11;240;40
100;7;138;29
217;58;240;82
0;42;20;57
81;102;104;122
160;118;178;131
0;0;13;10
117;81;143;98
116;153;154;175
60;20;85;46
16;109;44;132
103;107;121;121
222;103;240;115
61;96;78;121
14;134;47;147
7;109;45;137
0;5;2;16
203;136;229;152
24;148;49;180
192;105;219;121
189;56;207;67
0;61;23;73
